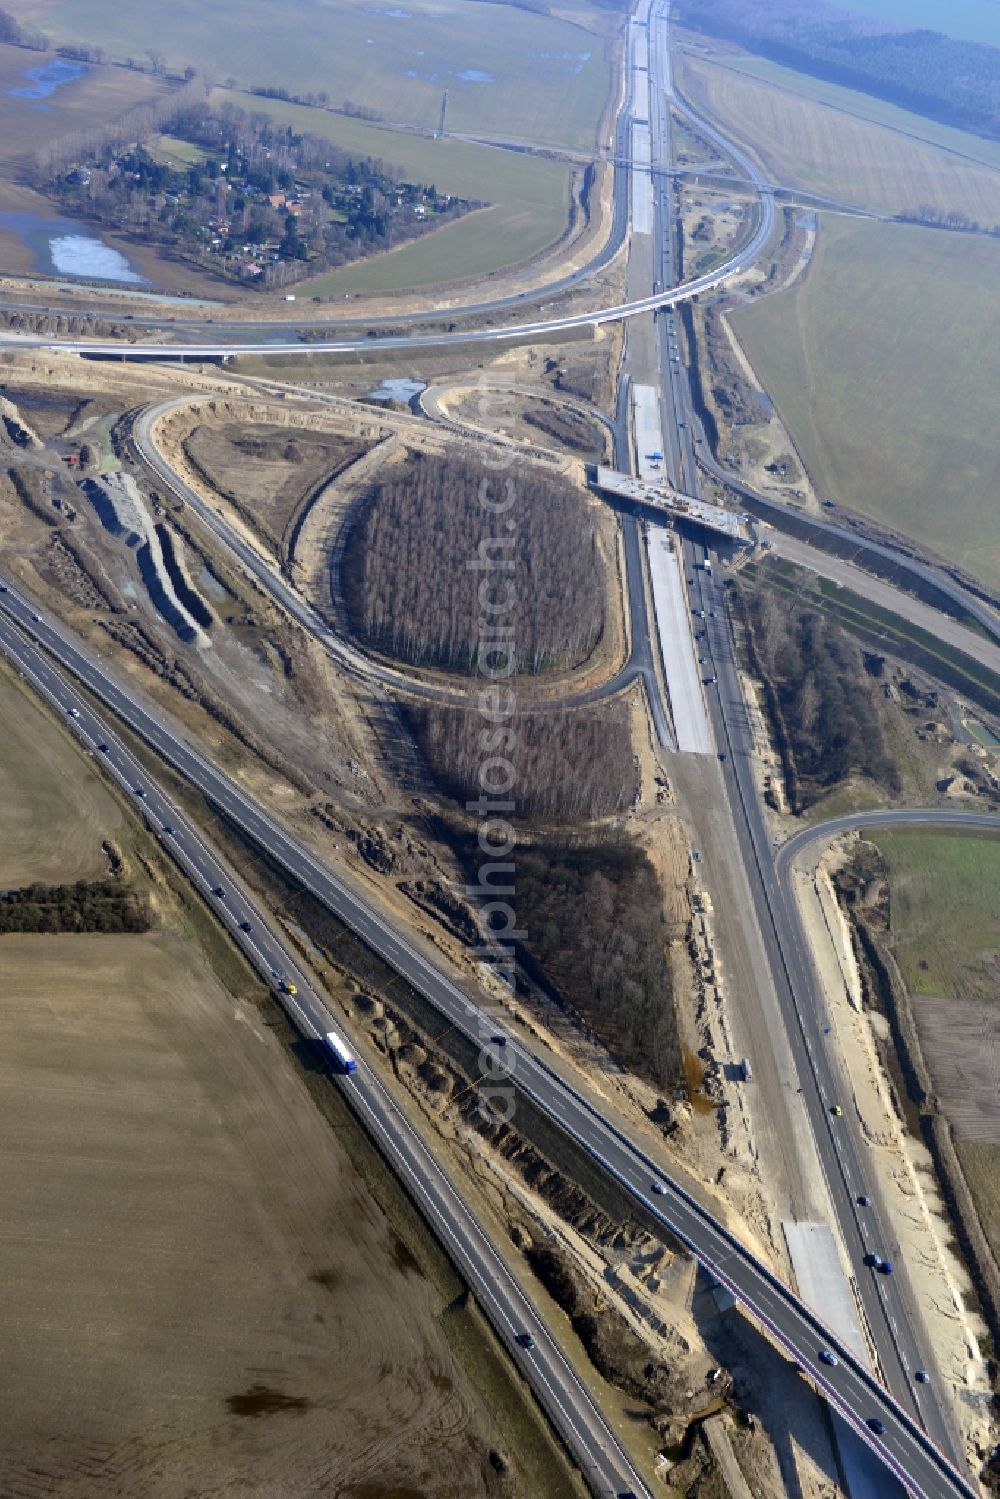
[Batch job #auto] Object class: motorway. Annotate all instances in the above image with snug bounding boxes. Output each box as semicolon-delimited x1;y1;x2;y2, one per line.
2;244;765;357
111;11;991;1489
642;0;990;1489
0;553;980;1499
0;1;993;1492
0;600;653;1499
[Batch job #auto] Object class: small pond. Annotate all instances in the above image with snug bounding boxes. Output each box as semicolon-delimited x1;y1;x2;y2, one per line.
0;210;145;283
4;58;86;104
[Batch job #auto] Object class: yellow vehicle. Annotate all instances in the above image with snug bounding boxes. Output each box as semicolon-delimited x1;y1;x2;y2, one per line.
281;980;298;996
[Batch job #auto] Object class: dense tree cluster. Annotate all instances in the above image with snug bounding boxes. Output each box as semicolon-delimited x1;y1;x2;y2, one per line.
45;101;467;287
405;701;638;823
515;838;679;1090
0;879;152;934
343;452;605;675
742;589;899;810
679;0;1000;142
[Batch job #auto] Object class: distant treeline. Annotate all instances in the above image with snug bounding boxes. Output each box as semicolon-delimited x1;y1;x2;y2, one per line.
0;878;152;934
679;0;1000;142
405;701;638;823
0;6;46;49
740;588;899;810
342;451;605;676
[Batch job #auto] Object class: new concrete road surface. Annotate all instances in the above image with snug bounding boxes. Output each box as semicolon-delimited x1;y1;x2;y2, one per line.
767;532;1000;678
0;582;980;1499
785;1222;894;1499
645;530;713;754
0;606;652;1499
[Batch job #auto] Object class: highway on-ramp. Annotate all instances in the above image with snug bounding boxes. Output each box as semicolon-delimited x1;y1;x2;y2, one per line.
778;807;1000;871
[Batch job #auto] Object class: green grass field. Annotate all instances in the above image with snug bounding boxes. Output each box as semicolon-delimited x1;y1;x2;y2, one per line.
731;216;1000;589
11;0;610;150
867;829;1000;999
215;91;572;291
146;133;209;168
868;825;1000;1263
678;51;1000;222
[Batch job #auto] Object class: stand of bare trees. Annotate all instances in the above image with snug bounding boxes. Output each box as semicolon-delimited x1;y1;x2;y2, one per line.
342;451;605;675
740;585;899;809
508;836;679;1090
405;701;638;823
29;77;208;185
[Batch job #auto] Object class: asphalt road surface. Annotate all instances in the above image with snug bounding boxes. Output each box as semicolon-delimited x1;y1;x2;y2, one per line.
645;0;981;1487
0;578;979;1499
0;604;653;1499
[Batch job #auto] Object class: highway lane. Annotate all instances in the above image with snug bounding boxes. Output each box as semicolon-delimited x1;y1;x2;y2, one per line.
0;580;979;1499
0;606;653;1499
3;239;765;356
647;0;973;1480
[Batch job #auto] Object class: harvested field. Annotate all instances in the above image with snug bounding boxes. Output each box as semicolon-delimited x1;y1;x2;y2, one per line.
0;671;122;885
678;51;1000;222
0;661;563;1499
0;929;523;1499
913;997;1000;1144
8;0;611;150
0;43;168;167
182;422;366;554
692;49;1000;168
